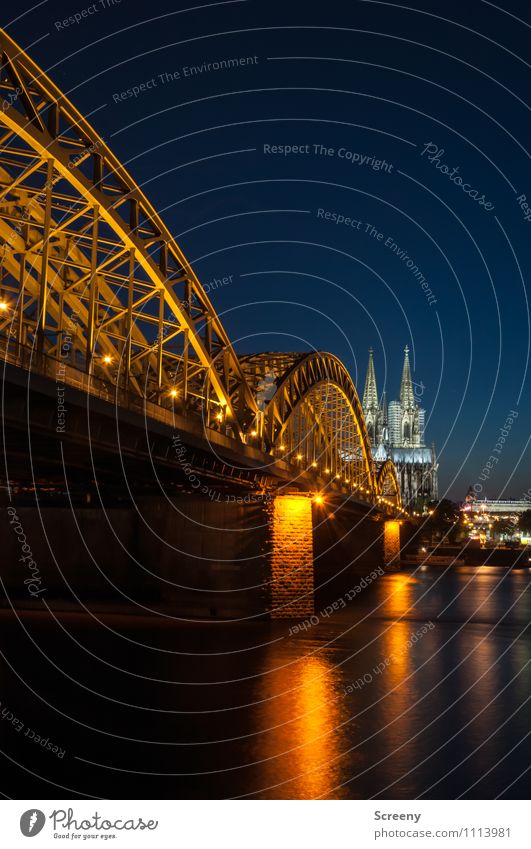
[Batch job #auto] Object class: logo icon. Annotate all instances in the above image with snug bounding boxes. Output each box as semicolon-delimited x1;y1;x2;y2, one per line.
20;810;46;837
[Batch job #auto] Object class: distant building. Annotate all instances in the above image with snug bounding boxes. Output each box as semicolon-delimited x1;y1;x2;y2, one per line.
362;346;438;509
462;490;531;542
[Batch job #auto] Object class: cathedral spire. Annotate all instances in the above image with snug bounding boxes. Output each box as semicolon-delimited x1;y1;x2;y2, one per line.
400;345;415;408
380;388;388;424
363;347;379;409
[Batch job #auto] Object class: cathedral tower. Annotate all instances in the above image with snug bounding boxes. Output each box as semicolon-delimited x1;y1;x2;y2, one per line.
362;346;438;509
362;348;381;445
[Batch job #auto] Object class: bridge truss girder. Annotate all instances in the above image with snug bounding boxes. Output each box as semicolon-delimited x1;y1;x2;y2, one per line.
0;31;403;514
0;29;257;437
241;352;381;500
376;459;403;511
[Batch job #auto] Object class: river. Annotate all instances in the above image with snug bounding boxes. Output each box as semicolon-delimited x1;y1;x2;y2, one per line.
0;565;529;799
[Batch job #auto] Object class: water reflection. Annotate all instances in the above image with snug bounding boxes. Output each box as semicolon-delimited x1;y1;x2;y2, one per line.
1;567;529;799
251;652;348;799
382;572;415;619
375;620;419;791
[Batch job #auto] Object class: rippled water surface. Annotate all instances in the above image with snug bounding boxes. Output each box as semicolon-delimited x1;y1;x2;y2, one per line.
1;565;529;799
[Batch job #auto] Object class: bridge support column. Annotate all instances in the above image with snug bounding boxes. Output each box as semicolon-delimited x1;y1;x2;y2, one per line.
268;494;314;619
383;520;401;568
137;492;316;619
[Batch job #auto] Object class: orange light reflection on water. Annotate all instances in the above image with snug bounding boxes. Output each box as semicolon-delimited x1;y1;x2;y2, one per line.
253;653;348;799
384;572;415;619
375;574;420;783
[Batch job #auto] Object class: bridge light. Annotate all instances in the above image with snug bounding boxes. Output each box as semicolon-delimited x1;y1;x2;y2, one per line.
216;411;224;422
325;468;330;474
250;429;257;437
335;474;340;479
0;300;8;311
311;461;317;468
279;443;286;450
313;494;324;505
296;453;303;461
169;388;178;398
102;354;113;365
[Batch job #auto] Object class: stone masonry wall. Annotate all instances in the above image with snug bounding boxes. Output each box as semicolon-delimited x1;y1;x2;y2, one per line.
268;494;314;619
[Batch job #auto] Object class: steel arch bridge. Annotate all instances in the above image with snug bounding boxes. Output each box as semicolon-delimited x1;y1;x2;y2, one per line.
0;30;402;514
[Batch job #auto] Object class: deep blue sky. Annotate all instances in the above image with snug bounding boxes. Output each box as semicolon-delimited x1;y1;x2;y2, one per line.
4;0;531;499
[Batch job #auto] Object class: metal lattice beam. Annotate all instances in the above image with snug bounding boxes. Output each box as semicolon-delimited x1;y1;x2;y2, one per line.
242;351;381;500
0;32;403;513
376;459;403;510
0;28;257;437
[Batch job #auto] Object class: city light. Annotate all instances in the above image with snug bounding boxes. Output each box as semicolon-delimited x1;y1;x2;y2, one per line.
2;21;527;807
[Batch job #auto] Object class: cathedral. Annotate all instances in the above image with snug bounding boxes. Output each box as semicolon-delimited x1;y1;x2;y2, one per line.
362;346;439;509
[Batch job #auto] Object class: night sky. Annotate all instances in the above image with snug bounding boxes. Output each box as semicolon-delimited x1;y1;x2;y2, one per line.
5;0;531;500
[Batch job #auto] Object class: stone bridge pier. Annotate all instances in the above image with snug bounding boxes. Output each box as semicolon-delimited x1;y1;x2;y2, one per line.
137;493;404;619
2;492;405;619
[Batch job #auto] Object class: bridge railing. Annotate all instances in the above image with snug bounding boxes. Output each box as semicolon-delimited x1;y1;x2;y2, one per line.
0;337;200;434
1;339;404;514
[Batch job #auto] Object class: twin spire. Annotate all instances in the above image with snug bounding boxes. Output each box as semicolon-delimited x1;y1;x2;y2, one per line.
363;346;415;410
362;347;379;409
399;345;415;408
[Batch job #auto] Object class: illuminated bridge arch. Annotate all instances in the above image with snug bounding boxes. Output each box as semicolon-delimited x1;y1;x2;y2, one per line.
376;459;402;510
0;29;257;437
0;31;402;514
240;352;378;498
